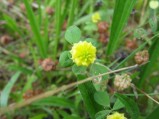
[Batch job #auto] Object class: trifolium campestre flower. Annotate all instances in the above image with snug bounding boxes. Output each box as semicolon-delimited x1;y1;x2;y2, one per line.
70;41;96;66
107;112;127;119
92;12;101;23
149;1;159;9
114;74;132;91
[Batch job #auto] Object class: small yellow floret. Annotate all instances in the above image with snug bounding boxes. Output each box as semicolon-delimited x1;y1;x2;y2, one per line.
92;12;101;23
70;41;96;66
107;112;127;119
149;1;159;9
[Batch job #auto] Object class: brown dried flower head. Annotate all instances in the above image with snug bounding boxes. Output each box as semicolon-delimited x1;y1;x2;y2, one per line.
23;90;34;100
134;50;149;65
125;39;138;50
46;7;54;15
41;58;57;71
0;35;11;45
114;74;132;91
97;21;109;33
99;33;109;44
19;3;26;11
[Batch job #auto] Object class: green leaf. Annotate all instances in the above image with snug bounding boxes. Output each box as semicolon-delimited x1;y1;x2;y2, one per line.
0;72;21;107
72;65;87;75
115;93;140;119
149;18;157;33
33;96;75;109
94;91;110;107
95;110;111;119
107;0;137;55
90;63;109;80
146;106;159;119
59;51;73;67
65;26;81;44
85;38;98;47
134;28;148;39
112;99;125;111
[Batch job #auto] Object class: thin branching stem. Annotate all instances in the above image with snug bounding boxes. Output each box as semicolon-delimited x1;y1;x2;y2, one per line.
0;64;138;115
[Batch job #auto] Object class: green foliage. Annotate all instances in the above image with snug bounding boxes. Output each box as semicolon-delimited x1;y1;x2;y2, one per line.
134;28;148;39
95;110;111;119
59;51;73;67
3;14;21;35
107;0;137;55
94;91;110;107
65;26;81;44
146;106;159;119
23;0;47;58
149;18;158;33
0;72;21;107
112;99;125;111
90;63;109;81
72;65;87;75
115;93;140;119
138;36;159;88
33;96;75;109
76;74;103;118
85;38;98;47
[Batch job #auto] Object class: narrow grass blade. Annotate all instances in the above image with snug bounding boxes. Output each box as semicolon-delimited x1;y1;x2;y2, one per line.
106;0;137;55
138;37;159;88
23;0;47;58
115;93;140;119
0;72;21;107
54;0;62;59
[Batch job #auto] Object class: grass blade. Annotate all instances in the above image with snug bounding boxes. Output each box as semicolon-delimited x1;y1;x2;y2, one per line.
106;0;137;55
138;37;159;88
23;0;47;58
0;72;21;107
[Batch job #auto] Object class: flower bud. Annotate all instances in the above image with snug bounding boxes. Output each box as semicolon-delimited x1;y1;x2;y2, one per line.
41;58;57;71
134;50;149;65
97;21;109;33
107;112;127;119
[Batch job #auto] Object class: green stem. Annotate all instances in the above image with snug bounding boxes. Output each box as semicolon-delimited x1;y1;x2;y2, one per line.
54;0;62;59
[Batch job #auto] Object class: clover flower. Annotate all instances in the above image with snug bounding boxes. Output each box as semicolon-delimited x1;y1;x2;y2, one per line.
92;12;101;23
149;1;159;9
114;74;132;91
107;112;127;119
134;50;149;65
70;41;96;66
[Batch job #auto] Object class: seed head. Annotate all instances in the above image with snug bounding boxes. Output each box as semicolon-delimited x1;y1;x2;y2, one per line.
114;74;132;91
97;21;109;33
41;58;57;71
134;50;149;65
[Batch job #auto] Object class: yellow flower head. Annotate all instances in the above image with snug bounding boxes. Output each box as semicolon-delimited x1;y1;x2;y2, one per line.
92;12;101;23
70;41;96;66
107;112;127;119
149;1;159;9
